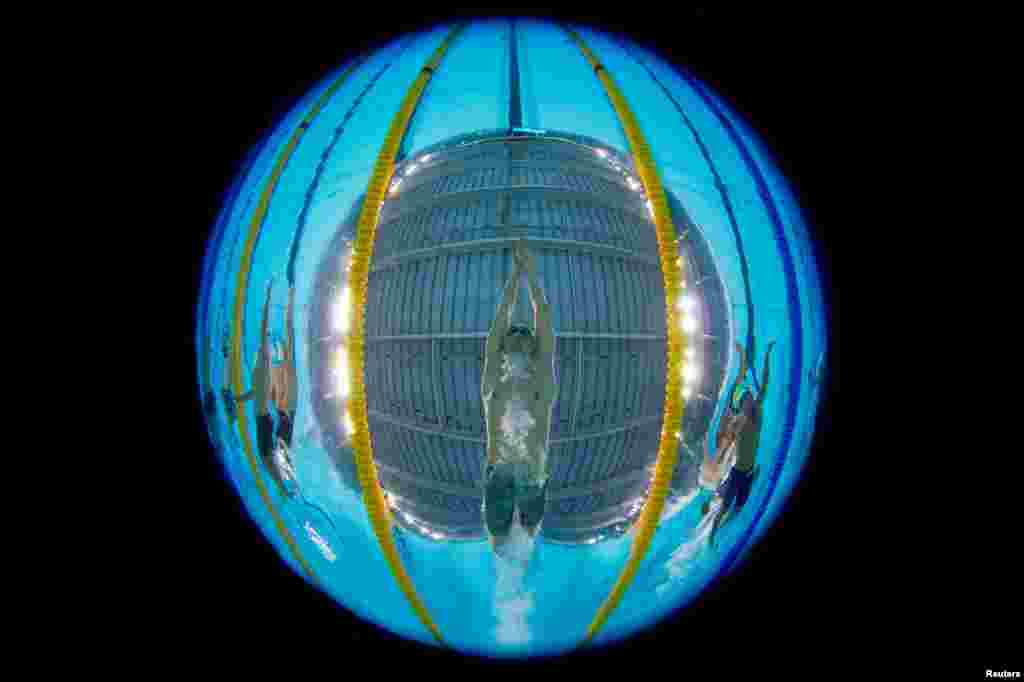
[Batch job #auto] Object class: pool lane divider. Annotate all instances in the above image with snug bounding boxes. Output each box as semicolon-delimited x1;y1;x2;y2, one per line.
230;58;363;583
562;25;692;647
345;23;465;647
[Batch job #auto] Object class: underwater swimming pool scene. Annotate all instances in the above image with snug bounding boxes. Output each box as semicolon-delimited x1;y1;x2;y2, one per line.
196;19;828;658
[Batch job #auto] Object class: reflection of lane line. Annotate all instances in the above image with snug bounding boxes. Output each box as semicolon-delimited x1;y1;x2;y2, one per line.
561;25;689;647
614;38;757;372
230;59;363;583
199;172;244;390
287;44;409;285
508;19;522;129
202;140;266;400
345;24;466;648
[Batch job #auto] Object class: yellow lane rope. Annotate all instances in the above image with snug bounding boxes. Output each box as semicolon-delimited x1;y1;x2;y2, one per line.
345;24;466;647
562;26;691;646
230;59;362;582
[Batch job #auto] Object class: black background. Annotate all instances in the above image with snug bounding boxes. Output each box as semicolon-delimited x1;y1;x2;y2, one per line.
153;4;972;677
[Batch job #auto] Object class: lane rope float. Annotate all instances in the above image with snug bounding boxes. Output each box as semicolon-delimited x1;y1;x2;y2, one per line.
345;23;466;647
562;25;691;647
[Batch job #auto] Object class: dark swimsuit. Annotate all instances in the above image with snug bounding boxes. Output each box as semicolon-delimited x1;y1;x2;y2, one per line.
483;462;548;539
256;413;275;465
483;463;517;539
719;466;754;513
277;409;295;448
517;479;547;534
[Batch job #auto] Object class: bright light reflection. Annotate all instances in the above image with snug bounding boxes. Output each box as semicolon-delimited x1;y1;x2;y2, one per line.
683;364;700;384
334;348;350;399
678;294;697;313
685;347;696;360
595;148;608;158
343;410;354;436
389;178;402;194
333;287;351;335
682;386;693;400
682;315;699;334
404;163;418;176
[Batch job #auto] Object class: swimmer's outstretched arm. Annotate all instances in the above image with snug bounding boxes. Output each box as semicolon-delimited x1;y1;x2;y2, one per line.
521;245;555;359
260;280;274;355
731;341;749;399
285;286;296;365
484;253;522;360
754;341;776;409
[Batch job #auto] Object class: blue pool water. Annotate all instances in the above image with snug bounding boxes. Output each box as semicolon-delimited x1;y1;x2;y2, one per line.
196;19;828;658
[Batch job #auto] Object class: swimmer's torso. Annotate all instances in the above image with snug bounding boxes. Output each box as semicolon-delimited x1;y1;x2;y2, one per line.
483;354;555;484
252;348;272;413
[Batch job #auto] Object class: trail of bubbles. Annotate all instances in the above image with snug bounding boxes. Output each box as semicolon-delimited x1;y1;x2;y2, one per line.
655;498;723;597
493;521;536;647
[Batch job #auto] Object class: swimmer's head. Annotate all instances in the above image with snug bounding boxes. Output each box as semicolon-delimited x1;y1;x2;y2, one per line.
502;325;537;355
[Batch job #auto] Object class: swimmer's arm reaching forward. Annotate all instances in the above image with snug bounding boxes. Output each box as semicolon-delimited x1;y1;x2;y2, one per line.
728;341;750;408
483;253;522;384
753;341;776;410
521;245;555;361
285;286;296;366
260;280;274;357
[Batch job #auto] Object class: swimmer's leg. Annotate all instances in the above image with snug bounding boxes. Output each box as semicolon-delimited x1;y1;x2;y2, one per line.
277;409;296;450
276;409;297;475
750;340;775;397
256;412;287;494
483;462;516;548
517;478;548;537
728;342;750;411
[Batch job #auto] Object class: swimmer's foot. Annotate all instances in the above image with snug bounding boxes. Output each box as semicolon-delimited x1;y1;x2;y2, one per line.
518;479;548;537
483;465;516;541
